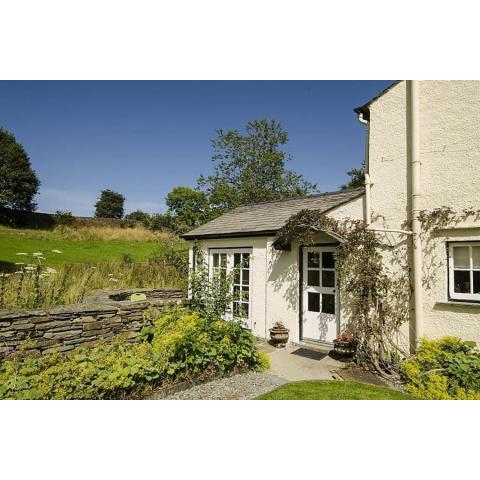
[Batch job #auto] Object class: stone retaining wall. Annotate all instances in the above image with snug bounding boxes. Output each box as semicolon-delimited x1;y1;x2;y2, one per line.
0;288;188;356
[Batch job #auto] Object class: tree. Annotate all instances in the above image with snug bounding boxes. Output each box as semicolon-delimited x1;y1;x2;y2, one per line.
197;119;317;216
124;210;151;227
165;186;210;233
94;189;125;218
0;128;40;211
341;160;365;190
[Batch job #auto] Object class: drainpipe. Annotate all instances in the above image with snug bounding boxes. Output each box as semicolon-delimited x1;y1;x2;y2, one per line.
357;112;371;225
408;80;424;349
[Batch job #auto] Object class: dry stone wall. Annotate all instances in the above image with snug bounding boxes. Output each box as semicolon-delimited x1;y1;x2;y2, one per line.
0;288;188;356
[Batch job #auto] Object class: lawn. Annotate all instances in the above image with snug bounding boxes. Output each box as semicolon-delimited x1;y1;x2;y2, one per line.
0;225;185;270
256;380;416;400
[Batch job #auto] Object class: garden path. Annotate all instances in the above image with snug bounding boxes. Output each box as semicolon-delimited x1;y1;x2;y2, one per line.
155;341;345;400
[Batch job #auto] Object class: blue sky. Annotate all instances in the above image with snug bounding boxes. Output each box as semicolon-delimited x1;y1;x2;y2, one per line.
0;81;392;216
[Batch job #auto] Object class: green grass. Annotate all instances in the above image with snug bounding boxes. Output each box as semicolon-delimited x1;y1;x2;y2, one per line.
256;380;417;400
0;225;184;270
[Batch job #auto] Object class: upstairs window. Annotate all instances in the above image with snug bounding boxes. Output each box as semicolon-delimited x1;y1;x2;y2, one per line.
448;242;480;301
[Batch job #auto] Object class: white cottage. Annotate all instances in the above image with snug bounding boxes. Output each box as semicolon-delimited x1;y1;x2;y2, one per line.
183;80;480;350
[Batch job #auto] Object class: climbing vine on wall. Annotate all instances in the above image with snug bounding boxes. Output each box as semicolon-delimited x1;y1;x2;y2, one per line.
277;206;480;382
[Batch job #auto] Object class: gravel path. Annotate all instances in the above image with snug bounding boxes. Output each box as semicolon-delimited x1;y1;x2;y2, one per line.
163;371;287;400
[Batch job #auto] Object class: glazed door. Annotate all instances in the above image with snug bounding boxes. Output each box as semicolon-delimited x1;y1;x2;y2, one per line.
302;247;338;343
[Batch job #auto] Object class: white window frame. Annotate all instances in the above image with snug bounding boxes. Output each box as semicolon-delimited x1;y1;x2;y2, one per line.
209;248;252;325
448;242;480;302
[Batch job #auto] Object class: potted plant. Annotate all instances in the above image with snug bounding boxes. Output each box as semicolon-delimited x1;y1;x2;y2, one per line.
269;321;289;348
333;330;356;356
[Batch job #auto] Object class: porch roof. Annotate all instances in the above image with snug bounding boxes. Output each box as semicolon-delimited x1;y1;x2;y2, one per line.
182;187;364;240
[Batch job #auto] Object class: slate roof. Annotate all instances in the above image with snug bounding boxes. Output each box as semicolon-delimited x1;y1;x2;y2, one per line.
182;188;365;239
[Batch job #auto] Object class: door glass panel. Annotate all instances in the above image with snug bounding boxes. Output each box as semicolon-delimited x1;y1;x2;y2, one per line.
472;247;480;269
453;247;470;268
307;292;320;312
322;251;335;269
473;271;480;294
307;270;320;286
308;252;320;268
454;270;470;293
322;294;335;314
322;270;335;287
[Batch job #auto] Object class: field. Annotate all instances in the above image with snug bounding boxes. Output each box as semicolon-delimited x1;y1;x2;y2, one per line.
0;225;182;271
0;224;188;309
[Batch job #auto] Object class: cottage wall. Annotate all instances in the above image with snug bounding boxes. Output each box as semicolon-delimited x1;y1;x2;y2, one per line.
368;80;480;344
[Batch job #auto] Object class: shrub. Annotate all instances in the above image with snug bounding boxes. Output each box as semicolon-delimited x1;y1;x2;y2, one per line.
0;308;265;399
401;337;480;399
124;210;151;228
54;210;75;226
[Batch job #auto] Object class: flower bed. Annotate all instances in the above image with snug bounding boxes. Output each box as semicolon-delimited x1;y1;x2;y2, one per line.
0;307;267;399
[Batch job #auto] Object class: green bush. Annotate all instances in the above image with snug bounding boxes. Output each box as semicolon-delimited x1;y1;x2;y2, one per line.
54;210;75;226
401;336;480;399
0;307;265;400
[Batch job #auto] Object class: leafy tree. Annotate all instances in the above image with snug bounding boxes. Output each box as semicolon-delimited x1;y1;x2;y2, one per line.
197;119;317;215
165;186;210;233
94;189;125;219
148;213;173;231
341;160;365;190
0;128;40;211
124;210;151;227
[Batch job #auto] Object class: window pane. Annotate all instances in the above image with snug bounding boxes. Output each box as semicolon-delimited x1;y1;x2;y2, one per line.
473;247;480;269
242;268;249;285
453;247;470;268
234;253;241;267
234;268;240;284
322;294;335;314
474;271;480;294
242;253;250;268
307;270;320;286
233;285;240;299
233;302;240;316
322;270;335;287
307;292;320;312
213;254;219;267
239;303;249;318
454;270;471;293
220;254;227;268
241;286;249;301
308;252;319;268
322;251;335;269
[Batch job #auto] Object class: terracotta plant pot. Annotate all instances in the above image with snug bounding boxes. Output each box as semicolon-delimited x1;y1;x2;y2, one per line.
269;323;289;348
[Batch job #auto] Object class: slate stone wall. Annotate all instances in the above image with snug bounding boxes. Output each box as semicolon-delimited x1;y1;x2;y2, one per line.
0;288;188;356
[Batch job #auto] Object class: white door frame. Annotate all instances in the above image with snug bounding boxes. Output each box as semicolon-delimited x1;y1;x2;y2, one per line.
300;245;340;343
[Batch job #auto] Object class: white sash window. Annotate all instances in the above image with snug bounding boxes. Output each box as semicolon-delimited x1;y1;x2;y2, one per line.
448;242;480;301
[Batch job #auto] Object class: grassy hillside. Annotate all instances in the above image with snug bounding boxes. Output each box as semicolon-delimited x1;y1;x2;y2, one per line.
0;225;188;309
0;225;185;271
